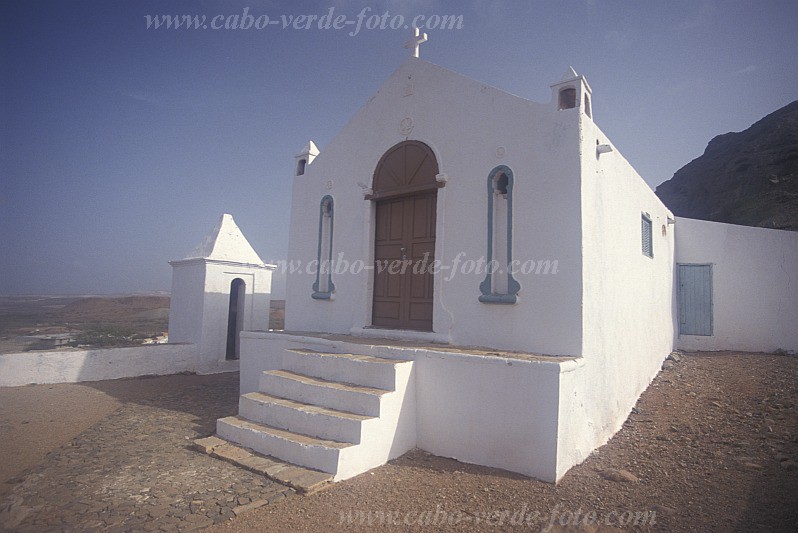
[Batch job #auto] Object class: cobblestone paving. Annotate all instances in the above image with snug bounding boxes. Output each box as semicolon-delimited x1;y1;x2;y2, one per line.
0;373;293;532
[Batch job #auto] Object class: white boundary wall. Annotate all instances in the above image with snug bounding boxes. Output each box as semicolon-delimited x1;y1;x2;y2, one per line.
0;344;196;387
675;217;798;352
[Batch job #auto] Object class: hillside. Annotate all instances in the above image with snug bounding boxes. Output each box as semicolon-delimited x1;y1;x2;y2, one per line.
52;295;171;323
0;295;287;352
655;101;798;230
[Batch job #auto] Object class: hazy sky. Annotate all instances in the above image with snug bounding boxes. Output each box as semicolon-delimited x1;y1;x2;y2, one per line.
2;0;797;295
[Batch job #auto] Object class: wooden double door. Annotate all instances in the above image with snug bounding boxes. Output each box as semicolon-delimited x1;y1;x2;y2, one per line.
372;191;436;331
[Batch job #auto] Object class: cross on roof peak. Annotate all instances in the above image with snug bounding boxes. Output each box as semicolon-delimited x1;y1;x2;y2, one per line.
404;27;428;58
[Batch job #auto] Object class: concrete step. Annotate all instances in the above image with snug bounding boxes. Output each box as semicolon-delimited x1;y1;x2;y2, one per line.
283;348;408;390
260;369;387;417
239;392;373;444
220;347;416;481
217;415;353;474
193;435;333;494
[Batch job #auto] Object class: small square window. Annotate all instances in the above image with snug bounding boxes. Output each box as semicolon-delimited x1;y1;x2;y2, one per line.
641;214;653;258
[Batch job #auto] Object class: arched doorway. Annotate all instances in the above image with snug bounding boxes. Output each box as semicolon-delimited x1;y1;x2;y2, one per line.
226;278;245;360
370;141;439;331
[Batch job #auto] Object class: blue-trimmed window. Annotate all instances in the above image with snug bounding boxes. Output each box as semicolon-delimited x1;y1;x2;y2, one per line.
641;213;653;258
312;195;335;299
480;166;521;304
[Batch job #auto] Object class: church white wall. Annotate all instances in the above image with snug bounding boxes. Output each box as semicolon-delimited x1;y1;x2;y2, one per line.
674;217;798;352
285;58;584;356
555;116;676;478
0;344;196;387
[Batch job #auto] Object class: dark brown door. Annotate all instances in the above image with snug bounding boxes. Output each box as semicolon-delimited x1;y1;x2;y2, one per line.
372;192;436;331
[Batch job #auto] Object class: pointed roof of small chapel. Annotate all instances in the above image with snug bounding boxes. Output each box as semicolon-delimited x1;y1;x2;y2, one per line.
180;213;266;266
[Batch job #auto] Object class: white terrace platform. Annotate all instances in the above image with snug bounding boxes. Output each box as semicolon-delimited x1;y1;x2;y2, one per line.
218;330;584;483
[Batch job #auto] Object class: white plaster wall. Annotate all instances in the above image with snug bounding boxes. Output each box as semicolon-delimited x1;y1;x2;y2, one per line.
414;352;566;482
0;344;196;387
675;217;798;352
555;115;676;478
168;262;206;344
286;58;583;356
197;262;272;370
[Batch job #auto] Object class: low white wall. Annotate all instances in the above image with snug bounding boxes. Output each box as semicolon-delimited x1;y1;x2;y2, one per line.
0;344;196;387
414;351;569;482
675;217;798;352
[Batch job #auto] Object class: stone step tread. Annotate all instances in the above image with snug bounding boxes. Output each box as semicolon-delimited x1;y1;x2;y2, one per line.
243;392;373;421
219;415;354;450
288;348;409;365
193;436;333;494
266;369;391;395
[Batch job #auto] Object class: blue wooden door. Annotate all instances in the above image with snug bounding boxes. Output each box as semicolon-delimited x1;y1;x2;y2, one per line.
677;264;713;336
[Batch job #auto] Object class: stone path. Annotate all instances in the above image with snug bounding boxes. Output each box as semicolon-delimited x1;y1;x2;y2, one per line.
0;373;294;532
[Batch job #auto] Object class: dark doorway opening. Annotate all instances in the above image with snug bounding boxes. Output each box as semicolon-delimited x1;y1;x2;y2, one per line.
226;278;245;360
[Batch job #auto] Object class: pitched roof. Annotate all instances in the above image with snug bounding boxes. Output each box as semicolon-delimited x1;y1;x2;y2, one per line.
296;140;319;158
181;214;265;265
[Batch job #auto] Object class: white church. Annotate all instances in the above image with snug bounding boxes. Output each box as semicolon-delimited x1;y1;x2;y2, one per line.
169;32;798;484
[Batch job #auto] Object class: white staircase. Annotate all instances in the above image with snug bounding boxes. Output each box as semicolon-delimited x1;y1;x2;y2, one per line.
217;348;415;481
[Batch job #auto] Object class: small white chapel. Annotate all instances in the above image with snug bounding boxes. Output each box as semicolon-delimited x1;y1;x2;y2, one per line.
171;31;798;483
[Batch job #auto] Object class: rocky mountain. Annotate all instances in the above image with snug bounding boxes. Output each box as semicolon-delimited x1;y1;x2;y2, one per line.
655;100;798;230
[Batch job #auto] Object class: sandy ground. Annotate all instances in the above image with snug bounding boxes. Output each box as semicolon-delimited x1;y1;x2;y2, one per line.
1;352;796;532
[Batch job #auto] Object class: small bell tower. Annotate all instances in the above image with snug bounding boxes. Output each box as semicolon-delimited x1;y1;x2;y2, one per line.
550;67;593;120
294;140;320;176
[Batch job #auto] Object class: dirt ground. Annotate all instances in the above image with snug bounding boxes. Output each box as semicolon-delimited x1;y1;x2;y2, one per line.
1;351;796;532
212;351;798;532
